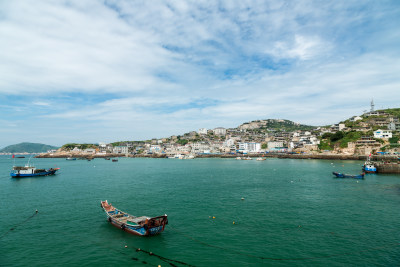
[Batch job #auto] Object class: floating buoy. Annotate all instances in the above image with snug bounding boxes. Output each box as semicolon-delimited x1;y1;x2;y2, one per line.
212;216;215;219
136;248;141;252
35;209;38;213
241;197;245;200
125;245;127;248
149;252;153;256
233;221;235;224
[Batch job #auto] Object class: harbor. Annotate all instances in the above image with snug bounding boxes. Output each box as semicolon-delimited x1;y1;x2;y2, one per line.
2;156;400;266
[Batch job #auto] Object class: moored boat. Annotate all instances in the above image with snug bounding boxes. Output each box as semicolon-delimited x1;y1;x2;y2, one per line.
100;200;168;236
10;165;60;177
362;155;377;173
332;172;364;179
256;157;266;161
66;157;76;160
112;158;118;162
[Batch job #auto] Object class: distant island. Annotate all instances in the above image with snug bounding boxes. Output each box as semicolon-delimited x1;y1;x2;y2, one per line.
0;142;59;153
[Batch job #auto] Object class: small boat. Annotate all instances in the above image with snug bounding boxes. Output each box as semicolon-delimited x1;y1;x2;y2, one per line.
243;156;252;160
105;157;110;160
100;200;168;236
16;156;25;158
236;157;242;160
362;155;377;173
66;157;76;161
332;172;364;179
256;157;266;161
11;165;60;177
112;158;118;162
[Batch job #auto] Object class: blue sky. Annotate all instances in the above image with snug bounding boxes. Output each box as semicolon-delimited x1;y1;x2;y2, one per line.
0;0;399;148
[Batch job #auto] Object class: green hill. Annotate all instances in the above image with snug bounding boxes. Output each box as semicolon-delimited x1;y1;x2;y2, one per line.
0;142;59;153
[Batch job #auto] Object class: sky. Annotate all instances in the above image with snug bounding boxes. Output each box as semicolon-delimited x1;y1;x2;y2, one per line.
0;0;399;148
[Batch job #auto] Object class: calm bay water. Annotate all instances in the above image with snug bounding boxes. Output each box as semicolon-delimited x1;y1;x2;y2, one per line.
1;156;400;266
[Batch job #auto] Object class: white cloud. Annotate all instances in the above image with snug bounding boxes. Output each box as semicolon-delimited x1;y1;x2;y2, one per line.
0;1;399;147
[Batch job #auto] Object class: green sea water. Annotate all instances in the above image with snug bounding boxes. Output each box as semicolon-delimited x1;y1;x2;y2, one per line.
1;156;400;266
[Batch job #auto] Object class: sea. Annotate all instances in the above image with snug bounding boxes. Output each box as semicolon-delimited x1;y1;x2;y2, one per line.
1;155;400;266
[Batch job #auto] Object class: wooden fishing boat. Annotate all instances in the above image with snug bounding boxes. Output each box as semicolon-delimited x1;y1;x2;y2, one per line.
100;200;168;236
332;172;364;179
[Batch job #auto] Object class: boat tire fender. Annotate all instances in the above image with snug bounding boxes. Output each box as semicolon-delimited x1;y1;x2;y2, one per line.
108;217;112;222
121;224;125;230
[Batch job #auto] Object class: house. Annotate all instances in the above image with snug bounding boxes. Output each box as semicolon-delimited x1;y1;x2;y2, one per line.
374;129;392;139
213;127;226;136
198;128;208;135
83;148;96;154
349;116;362;122
331;123;345;132
113;146;129;154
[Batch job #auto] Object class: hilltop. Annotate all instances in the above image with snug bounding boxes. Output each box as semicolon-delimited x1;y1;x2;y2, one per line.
0;142;59;153
238;119;315;132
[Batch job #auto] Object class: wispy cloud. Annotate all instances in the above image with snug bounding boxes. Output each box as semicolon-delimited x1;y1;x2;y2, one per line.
0;0;399;147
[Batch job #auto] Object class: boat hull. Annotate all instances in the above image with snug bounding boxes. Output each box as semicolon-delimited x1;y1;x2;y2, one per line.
10;169;59;177
332;172;364;179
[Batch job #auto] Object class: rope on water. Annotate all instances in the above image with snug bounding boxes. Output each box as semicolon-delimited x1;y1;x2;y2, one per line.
135;248;196;267
168;225;400;261
93;240;195;267
0;210;38;239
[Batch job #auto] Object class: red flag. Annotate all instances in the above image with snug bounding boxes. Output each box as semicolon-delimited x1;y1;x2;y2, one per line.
12;154;15;158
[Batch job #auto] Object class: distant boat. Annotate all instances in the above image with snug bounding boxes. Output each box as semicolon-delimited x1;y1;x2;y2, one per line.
11;165;60;177
100;200;168;236
236;157;242;160
112;158;118;162
66;157;76;161
256;157;266;161
332;172;364;179
105;157;110;160
243;156;252;160
16;156;25;158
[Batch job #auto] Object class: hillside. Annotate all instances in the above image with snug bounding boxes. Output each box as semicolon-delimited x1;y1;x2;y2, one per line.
238;119;316;132
0;142;59;153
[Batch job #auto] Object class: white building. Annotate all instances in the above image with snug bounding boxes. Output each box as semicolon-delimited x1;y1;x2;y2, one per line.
198;128;208;135
238;142;261;153
83;148;96;154
350;116;362;122
191;142;210;154
268;141;284;150
113;146;129;154
213;127;226;136
223;138;235;147
374;129;392;139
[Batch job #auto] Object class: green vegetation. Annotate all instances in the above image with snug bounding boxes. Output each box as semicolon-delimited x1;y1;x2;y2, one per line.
381;108;400;118
0;142;59;153
319;131;364;149
318;140;333;150
61;143;97;150
176;139;188;145
261;143;268;149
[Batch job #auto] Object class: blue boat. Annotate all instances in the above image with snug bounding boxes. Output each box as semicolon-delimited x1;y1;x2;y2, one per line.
332;172;364;179
10;165;60;177
362;155;377;173
100;200;168;236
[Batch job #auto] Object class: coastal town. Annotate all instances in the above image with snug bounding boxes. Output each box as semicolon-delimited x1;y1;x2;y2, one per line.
37;104;400;159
